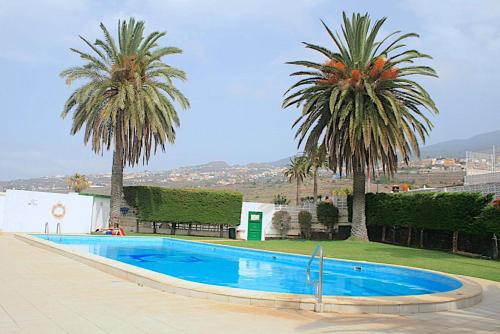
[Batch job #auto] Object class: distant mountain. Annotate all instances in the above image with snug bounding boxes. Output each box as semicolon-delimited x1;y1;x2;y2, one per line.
263;157;291;167
420;130;500;158
3;130;498;188
180;158;291;170
179;161;230;171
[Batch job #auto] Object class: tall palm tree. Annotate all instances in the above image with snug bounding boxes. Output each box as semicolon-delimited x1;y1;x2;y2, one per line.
283;13;438;240
61;18;189;227
284;156;311;205
307;146;327;202
66;173;91;193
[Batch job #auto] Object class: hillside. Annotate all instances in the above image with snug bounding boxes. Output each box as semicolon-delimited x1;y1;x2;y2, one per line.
6;130;499;199
421;130;500;158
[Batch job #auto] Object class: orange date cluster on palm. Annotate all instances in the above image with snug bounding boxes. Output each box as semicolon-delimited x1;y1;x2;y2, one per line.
111;55;144;82
317;57;398;87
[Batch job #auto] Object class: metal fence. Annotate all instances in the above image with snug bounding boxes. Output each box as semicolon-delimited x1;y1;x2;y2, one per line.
465;148;500;185
274;201;347;234
332;195;348;210
465;172;500;185
410;182;500;198
275;203;318;223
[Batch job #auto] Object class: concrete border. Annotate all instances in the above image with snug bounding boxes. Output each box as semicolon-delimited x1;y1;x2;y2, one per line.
15;233;483;314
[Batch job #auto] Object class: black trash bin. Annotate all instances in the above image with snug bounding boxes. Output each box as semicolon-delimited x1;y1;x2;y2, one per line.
228;227;236;239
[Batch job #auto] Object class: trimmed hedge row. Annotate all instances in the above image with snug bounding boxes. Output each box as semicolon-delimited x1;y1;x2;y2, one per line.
348;192;498;235
123;186;243;226
477;205;500;235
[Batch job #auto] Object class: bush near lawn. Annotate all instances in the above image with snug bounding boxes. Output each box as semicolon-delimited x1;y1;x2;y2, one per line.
298;210;312;240
123;186;243;226
347;192;499;255
477;205;500;235
316;202;339;239
272;210;291;239
348;192;496;233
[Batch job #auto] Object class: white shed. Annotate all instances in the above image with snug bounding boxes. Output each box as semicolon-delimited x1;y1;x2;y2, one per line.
0;190;109;233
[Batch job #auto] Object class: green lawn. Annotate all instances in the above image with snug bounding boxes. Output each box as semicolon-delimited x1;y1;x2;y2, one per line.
209;239;500;282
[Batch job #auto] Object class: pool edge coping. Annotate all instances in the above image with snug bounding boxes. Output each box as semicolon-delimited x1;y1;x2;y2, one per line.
15;233;483;314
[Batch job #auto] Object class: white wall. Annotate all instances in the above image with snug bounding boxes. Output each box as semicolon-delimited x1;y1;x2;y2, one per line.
0;193;5;230
0;190;94;233
238;202;276;240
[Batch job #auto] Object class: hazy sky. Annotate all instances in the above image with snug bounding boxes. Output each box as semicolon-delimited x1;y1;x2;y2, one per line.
1;0;499;180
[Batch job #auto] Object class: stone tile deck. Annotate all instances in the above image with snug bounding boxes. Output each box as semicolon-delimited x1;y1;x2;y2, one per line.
0;234;499;333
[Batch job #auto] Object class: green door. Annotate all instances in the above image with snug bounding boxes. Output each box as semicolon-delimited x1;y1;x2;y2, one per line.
247;211;263;241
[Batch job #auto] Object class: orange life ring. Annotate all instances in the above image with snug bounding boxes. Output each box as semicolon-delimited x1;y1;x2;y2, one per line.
51;203;66;220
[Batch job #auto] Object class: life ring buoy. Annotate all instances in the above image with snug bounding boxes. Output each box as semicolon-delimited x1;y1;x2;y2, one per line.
51;203;66;220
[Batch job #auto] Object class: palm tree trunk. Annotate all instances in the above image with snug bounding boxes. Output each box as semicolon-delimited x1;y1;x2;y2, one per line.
296;178;300;206
351;167;369;241
452;231;459;253
313;167;318;202
109;123;124;228
407;226;412;246
109;148;123;227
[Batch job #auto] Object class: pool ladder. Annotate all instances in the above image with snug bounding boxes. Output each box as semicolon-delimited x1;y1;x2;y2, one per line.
44;222;61;235
306;245;324;312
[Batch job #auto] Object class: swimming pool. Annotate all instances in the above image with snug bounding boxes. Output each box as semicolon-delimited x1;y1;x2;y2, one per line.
34;235;462;297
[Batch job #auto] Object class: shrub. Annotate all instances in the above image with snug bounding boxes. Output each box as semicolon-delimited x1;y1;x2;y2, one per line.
273;193;290;205
123;186;243;225
272;210;291;239
332;188;352;196
317;202;339;238
298;210;313;239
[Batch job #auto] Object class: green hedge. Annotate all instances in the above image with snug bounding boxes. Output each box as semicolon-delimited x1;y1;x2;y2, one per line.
123;186;243;226
348;192;494;234
477;205;500;235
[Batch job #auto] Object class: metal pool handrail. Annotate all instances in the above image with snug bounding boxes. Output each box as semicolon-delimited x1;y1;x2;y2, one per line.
306;245;324;312
44;222;49;234
56;223;61;235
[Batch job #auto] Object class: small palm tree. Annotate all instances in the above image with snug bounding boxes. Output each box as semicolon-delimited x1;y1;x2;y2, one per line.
307;146;327;202
66;173;91;193
284;13;438;240
284;156;311;205
61;18;189;227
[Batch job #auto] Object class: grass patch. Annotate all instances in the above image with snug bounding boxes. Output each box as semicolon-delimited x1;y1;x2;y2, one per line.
210;239;500;282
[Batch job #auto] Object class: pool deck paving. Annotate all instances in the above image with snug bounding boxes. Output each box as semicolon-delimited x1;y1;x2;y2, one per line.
0;234;499;334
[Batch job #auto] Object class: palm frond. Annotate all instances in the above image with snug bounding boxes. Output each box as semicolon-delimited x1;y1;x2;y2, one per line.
61;18;190;166
283;12;438;176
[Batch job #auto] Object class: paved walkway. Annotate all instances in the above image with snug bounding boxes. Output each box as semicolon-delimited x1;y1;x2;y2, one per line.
0;234;499;334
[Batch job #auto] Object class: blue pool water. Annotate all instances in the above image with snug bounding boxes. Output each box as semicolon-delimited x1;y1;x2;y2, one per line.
34;235;462;297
